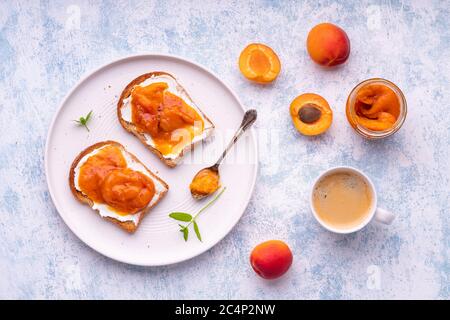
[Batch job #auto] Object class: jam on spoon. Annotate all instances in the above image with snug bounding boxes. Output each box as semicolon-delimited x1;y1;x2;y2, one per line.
190;109;257;199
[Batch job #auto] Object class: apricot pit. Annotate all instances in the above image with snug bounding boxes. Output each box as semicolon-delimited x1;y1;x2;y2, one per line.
298;104;322;124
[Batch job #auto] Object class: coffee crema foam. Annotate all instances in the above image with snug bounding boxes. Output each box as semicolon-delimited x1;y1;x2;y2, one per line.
313;172;373;230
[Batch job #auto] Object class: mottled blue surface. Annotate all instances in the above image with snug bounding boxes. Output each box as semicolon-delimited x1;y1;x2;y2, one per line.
0;0;449;299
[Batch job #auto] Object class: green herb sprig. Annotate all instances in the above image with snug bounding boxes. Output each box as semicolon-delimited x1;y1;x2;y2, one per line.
74;110;93;131
169;187;226;242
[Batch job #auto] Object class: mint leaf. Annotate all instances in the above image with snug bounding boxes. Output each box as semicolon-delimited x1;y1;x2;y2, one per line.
169;187;226;243
169;212;193;222
74;110;93;132
193;221;202;242
182;227;189;241
85;110;93;122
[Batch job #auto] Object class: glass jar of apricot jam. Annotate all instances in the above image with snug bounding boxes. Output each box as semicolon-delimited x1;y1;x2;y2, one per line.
346;78;407;139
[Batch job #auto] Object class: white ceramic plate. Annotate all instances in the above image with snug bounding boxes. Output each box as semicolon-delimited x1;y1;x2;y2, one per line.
45;54;258;266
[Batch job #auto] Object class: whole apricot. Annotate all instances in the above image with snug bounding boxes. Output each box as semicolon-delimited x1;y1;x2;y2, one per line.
307;23;350;67
250;240;293;279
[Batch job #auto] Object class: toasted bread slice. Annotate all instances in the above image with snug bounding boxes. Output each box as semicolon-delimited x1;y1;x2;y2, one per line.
69;140;169;233
117;72;215;167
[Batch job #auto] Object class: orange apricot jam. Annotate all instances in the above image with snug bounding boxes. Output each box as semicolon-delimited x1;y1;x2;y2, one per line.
346;78;406;139
190;168;220;197
131;82;204;155
78;145;155;214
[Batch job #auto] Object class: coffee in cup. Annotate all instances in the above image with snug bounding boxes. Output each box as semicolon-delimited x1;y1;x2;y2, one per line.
310;167;395;234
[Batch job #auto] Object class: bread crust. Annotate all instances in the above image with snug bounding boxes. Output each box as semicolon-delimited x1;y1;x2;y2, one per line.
69;140;169;233
117;72;214;167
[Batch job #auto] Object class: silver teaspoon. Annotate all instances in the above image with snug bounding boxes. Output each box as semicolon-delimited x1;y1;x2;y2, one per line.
190;109;257;199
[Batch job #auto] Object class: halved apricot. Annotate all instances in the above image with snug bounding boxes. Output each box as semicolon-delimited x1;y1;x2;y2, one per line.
290;93;333;136
239;43;281;83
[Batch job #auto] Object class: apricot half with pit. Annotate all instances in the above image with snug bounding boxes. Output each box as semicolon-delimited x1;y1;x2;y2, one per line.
239;43;281;83
290;93;333;136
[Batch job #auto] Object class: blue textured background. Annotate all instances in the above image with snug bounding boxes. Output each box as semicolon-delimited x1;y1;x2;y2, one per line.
0;0;449;299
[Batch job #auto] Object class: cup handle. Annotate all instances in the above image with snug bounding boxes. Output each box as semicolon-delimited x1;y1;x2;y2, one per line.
374;208;395;225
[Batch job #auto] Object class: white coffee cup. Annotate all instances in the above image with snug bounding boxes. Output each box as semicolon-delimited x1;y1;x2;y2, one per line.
310;166;395;234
